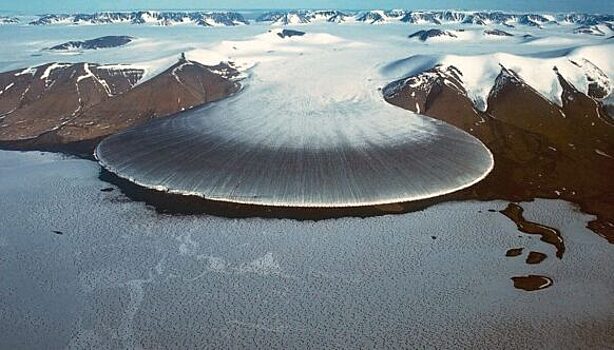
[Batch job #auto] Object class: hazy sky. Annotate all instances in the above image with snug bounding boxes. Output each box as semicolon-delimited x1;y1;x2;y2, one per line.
1;0;612;14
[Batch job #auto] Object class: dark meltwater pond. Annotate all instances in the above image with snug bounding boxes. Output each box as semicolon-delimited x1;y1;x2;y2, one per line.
501;203;565;259
511;275;553;291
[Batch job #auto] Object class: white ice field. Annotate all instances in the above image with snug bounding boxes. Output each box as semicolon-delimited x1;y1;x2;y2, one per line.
0;15;613;349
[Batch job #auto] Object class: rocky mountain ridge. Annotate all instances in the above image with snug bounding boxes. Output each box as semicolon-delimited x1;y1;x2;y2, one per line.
0;57;241;154
29;11;249;26
256;10;613;28
1;10;610;28
384;60;614;242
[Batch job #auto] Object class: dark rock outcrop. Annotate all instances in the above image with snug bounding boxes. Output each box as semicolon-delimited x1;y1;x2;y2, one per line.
0;59;241;155
277;29;305;38
48;36;134;51
384;64;614;243
484;29;514;36
574;25;607;36
0;16;19;24
409;29;457;41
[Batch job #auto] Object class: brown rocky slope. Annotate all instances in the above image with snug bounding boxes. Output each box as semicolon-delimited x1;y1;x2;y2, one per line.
384;64;614;242
0;57;240;155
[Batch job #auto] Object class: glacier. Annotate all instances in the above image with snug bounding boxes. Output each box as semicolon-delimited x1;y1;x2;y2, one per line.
95;31;494;207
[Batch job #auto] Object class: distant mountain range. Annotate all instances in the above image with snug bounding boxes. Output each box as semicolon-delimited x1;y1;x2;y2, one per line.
28;11;249;26
0;16;20;24
1;10;611;28
255;10;613;28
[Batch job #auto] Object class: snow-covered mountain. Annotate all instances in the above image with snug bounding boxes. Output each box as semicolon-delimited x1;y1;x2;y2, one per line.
355;10;405;24
355;10;606;27
255;10;350;24
28;11;248;26
382;44;613;112
406;28;523;43
574;24;614;36
253;10;613;29
408;29;458;41
559;13;614;26
8;10;612;29
0;16;20;24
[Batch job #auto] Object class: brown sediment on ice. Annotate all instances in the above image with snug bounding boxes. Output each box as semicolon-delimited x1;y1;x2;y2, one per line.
500;203;565;258
505;248;523;257
526;251;548;264
511;275;553;291
0;58;240;155
385;64;614;243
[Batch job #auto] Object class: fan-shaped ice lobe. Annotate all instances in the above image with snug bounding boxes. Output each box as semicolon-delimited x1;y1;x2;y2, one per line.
96;31;494;208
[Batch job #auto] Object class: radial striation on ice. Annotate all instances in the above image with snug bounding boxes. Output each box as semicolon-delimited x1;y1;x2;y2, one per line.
95;31;494;208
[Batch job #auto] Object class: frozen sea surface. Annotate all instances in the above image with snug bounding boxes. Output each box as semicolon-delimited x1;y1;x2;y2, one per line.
0;150;612;349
